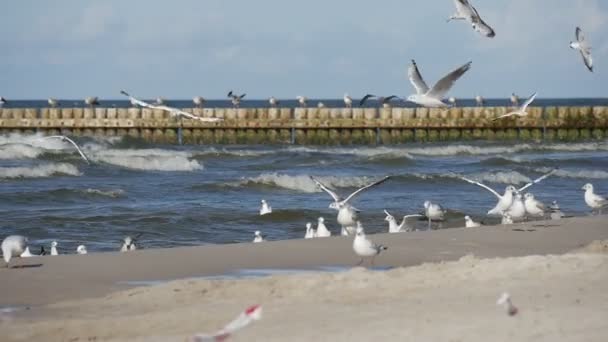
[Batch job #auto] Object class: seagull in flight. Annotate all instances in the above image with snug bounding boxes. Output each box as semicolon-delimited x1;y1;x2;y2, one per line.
448;0;496;38
359;95;400;107
570;27;593;72
407;60;472;108
493;92;537;121
44;135;90;164
121;90;222;122
455;169;557;216
311;176;391;235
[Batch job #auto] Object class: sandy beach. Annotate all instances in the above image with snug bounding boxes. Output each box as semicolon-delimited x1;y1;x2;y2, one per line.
1;216;608;341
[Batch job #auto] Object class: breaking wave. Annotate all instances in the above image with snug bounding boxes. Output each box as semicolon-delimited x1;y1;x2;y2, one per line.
0;163;81;179
91;149;203;171
535;167;608;180
229;173;387;193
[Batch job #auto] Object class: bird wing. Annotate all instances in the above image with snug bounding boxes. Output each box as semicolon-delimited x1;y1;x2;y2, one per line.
408;60;430;95
518;169;557;192
580;50;593;72
492;112;521;121
427;61;472;99
575;27;585;43
342;176;391;204
359;94;376;106
459;176;501;199
162;106;223;122
400;214;423;227
239;93;247;99
120;90;155;109
310;176;342;203
519;92;538;111
454;0;473;17
467;2;495;37
46;135;90;164
384;95;399;102
383;209;392;217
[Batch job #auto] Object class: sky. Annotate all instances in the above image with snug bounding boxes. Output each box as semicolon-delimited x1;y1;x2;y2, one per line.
1;0;607;99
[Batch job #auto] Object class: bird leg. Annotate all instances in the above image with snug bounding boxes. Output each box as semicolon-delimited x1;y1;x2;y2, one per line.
427;217;432;231
356;258;364;266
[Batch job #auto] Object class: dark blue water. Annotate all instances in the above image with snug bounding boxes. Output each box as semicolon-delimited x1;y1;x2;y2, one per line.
2;98;608;109
0;133;607;254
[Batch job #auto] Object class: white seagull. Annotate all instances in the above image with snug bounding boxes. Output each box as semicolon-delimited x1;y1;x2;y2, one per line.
120;236;138;252
296;96;308;108
384;210;422;233
85;96;99;108
311;176;391;235
448;0;496;38
259;199;272;216
268;96;279;108
549;201;565;220
50;240;59;255
359;95;400;107
524;193;546;219
2;235;28;267
48;98;60;108
424;200;446;230
316;217;331;237
353;222;387;266
121;90;221;122
407;60;472;108
193;96;206;108
316;102;325;108
464;215;482;228
475;95;485;106
456;169;556;216
510;93;519;106
155;97;166;106
582;183;607;214
570;27;593;72
505;193;526;222
0;97;7;106
227;91;246;108
493;92;538;121
343;94;353;108
304;222;316;239
253;231;265;243
76;245;88;254
501;213;513;225
44;135;90;164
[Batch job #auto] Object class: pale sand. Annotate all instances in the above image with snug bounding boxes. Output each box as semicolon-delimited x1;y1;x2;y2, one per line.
1;216;607;341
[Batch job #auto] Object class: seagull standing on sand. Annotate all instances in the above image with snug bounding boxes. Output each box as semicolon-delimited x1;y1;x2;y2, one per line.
343;94;353;108
506;193;526;222
296;96;308;108
253;231;265;243
456;169;556;216
268;96;279;108
353;222;387;266
384;210;422;233
304;222;316;239
524;193;546;219
121;90;222;122
50;241;59;255
259;199;272;216
464;215;481;228
48;98;60;108
228;91;246;108
76;245;88;254
570;27;593;72
475;95;485;106
582;183;607;214
120;236;138;252
85;96;99;108
2;235;27;267
493;92;538;121
44;135;90;164
424;200;446;230
359;95;400;108
316;217;331;237
311;176;391;236
510;93;519;106
193;96;206;108
407;60;472;108
448;0;496;38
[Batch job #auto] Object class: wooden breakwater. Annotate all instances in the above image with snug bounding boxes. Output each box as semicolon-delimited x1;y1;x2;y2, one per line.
0;106;607;144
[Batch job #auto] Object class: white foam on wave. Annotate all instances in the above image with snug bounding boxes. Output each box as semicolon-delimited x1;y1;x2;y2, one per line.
235;173;384;193
194;147;277;157
413;171;532;185
287;146;413;159
0;133;80;159
91;149;203;171
0;163;81;179
536;167;608;180
83;188;126;198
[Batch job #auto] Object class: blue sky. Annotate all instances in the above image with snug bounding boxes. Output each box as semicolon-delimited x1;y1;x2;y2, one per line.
1;0;607;99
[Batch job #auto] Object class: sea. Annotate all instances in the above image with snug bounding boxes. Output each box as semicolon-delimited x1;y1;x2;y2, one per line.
0;98;607;254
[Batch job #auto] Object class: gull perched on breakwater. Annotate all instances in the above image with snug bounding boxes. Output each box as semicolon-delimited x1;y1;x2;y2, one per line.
259;199;272;216
311;176;391;235
193;96;206;108
359;95;400;108
316;217;331;237
2;235;28;267
304;222;316;239
45;135;90;164
121;90;222;122
424;200;446;230
448;97;457;106
493;92;538;121
0;97;6;106
50;241;59;255
268;96;279;108
227;91;246;108
76;245;88;254
343;94;353;108
85;96;99;108
464;215;481;228
570;27;593;72
253;231;265;243
582;183;607;214
407;60;472;108
447;0;495;38
353;222;387;266
155;97;166;106
48;98;60;108
510;93;519;106
296;96;308;108
384;210;422;233
456;169;556;216
475;95;485;106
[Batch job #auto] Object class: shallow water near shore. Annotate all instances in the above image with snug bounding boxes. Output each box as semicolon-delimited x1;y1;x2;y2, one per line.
0;132;606;253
